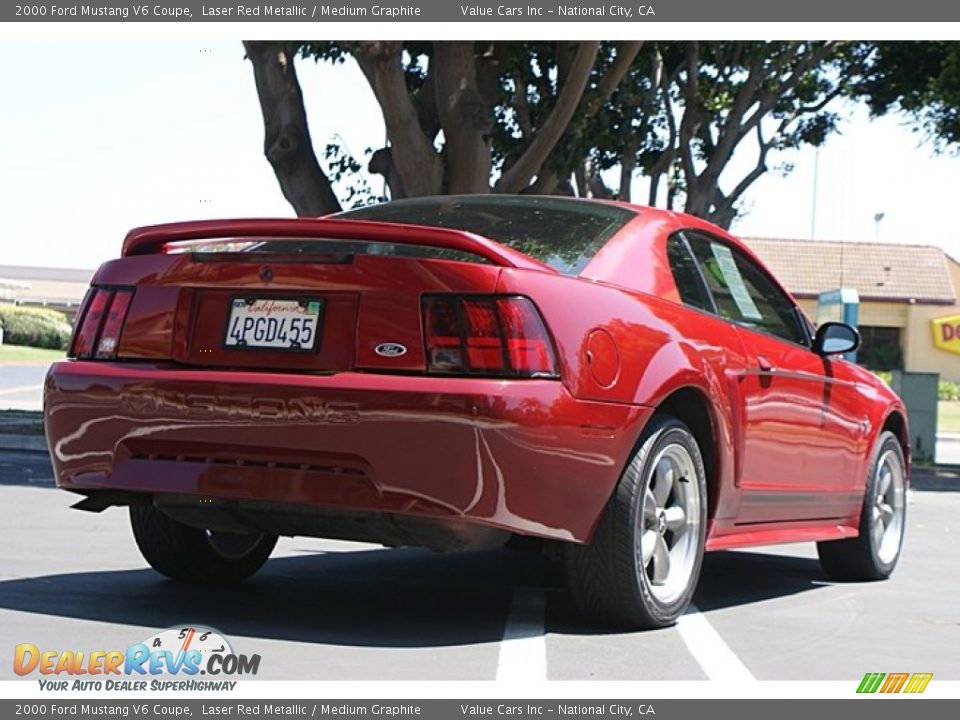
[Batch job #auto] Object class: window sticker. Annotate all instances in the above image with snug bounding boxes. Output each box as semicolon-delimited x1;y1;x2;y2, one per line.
709;243;763;321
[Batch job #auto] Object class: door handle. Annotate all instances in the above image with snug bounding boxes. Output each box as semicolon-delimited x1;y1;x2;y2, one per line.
757;355;776;373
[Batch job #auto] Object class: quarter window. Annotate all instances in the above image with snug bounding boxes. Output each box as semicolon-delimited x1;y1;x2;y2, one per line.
684;233;806;345
666;235;713;312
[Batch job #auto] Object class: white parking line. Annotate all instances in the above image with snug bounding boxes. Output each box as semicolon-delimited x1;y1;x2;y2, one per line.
496;587;547;681
0;384;42;396
676;604;755;681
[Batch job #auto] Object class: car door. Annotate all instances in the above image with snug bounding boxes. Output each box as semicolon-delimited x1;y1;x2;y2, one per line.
682;232;864;523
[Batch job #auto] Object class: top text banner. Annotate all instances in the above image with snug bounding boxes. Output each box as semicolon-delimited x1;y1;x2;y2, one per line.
5;0;960;22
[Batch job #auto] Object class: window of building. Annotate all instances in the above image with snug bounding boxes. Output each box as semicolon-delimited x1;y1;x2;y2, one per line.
857;326;904;370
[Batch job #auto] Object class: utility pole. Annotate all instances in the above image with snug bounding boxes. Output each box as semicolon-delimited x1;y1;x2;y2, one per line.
810;148;820;239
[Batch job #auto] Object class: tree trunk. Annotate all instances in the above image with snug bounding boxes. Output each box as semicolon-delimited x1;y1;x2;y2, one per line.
587;166;614;199
574;165;587;197
433;42;493;193
619;139;638;201
495;41;601;193
502;41;641;197
368;147;405;199
354;42;443;197
243;41;341;216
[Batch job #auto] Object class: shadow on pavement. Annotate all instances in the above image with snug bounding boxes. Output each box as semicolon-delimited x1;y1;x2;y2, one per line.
911;469;960;492
4;453;938;641
547;549;833;633
693;550;829;612
0;547;555;648
0;540;840;644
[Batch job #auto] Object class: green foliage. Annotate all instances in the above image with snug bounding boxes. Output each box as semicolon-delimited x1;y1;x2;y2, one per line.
853;41;960;151
873;370;894;386
0;305;72;350
323;143;386;208
940;380;960;402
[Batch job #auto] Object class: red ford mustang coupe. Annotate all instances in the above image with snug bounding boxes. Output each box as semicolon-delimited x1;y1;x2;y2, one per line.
44;195;908;628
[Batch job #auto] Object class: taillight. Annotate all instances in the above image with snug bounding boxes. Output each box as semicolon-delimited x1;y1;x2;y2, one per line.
70;289;110;358
95;290;133;358
422;296;463;371
69;287;134;360
496;297;558;375
463;298;506;372
423;295;558;378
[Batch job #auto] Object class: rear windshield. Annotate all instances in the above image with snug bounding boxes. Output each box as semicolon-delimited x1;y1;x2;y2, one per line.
337;196;637;275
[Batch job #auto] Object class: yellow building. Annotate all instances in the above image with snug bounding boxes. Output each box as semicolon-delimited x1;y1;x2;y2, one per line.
745;239;960;382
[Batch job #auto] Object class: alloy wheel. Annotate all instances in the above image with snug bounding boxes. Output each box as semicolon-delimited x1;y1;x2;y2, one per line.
636;443;702;604
872;448;906;565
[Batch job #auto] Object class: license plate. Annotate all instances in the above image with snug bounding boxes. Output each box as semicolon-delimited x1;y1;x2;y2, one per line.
224;297;323;351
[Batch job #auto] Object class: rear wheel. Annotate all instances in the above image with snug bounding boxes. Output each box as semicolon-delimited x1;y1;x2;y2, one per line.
130;504;277;583
564;416;707;628
817;431;906;581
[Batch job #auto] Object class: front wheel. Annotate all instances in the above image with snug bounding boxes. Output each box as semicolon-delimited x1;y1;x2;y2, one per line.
817;431;907;581
130;504;277;583
564;415;707;629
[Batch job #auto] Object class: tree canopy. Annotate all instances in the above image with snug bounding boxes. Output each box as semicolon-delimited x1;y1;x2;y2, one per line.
853;41;960;151
242;40;950;229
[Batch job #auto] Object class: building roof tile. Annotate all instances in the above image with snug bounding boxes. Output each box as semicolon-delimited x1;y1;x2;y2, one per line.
742;238;957;304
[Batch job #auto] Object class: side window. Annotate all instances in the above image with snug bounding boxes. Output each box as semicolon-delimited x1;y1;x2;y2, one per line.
685;233;806;345
666;235;713;312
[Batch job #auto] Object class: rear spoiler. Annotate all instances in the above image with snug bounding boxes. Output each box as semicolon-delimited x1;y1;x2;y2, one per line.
121;218;553;271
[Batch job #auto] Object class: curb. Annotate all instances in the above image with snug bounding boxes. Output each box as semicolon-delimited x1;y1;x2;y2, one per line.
0;433;48;453
0;410;46;453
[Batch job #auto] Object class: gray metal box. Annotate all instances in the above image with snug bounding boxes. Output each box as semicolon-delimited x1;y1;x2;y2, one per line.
891;371;939;463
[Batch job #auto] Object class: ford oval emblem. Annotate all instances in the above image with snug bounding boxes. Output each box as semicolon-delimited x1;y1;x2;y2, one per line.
375;342;407;358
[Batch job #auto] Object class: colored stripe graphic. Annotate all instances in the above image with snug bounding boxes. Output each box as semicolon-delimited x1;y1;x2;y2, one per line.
904;673;933;693
857;672;885;693
880;672;909;693
857;672;933;694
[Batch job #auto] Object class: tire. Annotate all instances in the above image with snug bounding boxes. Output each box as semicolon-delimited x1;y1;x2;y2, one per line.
564;415;708;629
130;504;277;583
817;431;907;581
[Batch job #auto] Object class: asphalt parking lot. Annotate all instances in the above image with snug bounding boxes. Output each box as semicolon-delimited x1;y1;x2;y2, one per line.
1;450;958;683
0;364;47;412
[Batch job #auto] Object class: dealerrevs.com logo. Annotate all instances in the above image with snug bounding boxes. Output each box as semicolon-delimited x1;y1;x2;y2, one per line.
14;626;259;691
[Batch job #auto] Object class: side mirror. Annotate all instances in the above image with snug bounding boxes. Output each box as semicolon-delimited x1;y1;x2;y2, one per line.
813;322;860;356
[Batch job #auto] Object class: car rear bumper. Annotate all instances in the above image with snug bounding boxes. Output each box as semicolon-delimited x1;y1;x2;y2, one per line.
44;361;652;543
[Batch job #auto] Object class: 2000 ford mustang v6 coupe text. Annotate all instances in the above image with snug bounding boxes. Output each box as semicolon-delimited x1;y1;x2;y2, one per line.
44;196;908;628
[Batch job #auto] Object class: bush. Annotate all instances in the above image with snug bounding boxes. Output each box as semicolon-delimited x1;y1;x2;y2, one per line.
941;380;960;402
0;304;72;350
873;370;893;386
